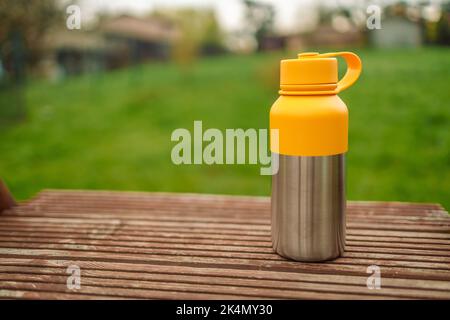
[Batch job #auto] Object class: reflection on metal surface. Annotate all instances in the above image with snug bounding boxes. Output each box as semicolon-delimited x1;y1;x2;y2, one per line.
271;153;346;261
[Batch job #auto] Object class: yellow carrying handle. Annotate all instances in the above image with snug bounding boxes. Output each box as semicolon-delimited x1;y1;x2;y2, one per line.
318;52;362;93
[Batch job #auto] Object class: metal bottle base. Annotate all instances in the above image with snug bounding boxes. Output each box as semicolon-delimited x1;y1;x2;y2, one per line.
271;153;346;262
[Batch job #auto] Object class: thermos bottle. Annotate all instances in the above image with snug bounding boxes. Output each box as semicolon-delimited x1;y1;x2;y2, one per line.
270;52;362;261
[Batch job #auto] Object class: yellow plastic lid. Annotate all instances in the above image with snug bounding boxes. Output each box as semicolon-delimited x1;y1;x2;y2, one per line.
279;52;362;95
281;52;338;85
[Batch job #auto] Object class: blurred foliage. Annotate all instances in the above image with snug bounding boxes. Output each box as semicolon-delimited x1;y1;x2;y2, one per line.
0;0;62;76
242;0;275;51
0;0;62;124
0;48;449;210
151;8;224;69
436;2;450;45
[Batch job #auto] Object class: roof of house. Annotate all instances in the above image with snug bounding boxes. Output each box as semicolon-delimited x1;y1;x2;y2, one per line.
100;15;179;42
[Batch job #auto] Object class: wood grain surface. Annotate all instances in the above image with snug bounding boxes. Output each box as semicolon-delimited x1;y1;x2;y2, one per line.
0;190;448;299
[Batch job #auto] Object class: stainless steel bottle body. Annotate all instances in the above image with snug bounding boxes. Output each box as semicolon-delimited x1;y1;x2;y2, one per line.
271;153;346;261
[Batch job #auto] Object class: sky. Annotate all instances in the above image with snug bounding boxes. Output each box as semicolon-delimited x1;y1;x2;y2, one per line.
77;0;322;32
76;0;443;33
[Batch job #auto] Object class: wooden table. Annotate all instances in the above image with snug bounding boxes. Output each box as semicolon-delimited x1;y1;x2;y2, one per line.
0;190;449;299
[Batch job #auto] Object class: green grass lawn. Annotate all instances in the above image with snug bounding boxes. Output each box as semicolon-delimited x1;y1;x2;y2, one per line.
1;47;449;209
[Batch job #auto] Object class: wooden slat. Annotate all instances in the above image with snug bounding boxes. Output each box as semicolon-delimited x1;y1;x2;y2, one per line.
0;189;449;299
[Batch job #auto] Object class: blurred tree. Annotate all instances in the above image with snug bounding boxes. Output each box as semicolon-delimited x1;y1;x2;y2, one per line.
151;8;224;69
436;2;450;45
0;0;61;123
0;0;62;80
201;10;225;55
242;0;275;52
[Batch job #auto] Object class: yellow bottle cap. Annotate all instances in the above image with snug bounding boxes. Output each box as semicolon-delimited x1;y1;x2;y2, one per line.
279;52;362;95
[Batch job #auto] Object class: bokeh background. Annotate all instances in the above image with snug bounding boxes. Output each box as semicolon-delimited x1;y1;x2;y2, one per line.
1;0;449;209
